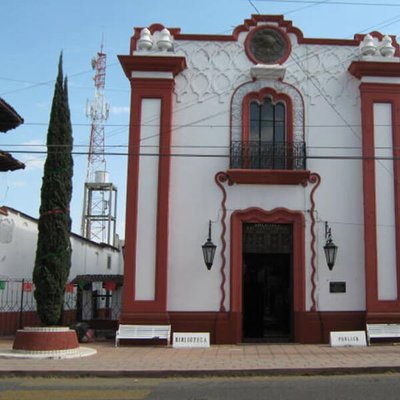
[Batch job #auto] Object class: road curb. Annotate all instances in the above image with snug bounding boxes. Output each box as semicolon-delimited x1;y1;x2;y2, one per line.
2;366;400;378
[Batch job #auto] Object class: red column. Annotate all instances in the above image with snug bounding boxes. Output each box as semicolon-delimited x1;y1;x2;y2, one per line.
349;61;400;319
118;55;186;323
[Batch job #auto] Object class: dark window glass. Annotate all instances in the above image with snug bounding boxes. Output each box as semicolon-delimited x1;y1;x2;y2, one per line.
249;97;285;144
248;97;286;169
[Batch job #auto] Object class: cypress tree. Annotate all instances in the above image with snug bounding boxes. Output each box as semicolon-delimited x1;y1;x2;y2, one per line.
33;54;74;326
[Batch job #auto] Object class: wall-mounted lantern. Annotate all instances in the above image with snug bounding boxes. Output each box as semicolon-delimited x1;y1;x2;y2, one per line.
323;221;338;270
202;220;216;271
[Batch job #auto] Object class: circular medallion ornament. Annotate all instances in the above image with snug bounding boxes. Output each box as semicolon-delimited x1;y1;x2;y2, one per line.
247;27;290;65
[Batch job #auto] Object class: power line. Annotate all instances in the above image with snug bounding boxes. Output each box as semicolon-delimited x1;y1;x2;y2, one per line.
254;0;400;6
248;0;261;14
9;148;400;161
15;121;400;129
3;143;400;150
0;76;128;93
282;0;337;15
0;62;121;97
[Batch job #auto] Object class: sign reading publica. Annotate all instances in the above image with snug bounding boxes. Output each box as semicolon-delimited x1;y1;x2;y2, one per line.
173;332;210;348
330;331;367;347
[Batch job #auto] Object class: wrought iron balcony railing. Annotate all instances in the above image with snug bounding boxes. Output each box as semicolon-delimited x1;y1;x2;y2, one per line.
230;141;307;170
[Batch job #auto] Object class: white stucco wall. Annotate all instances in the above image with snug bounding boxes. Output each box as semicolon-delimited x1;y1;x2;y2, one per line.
157;27;368;313
135;98;161;301
374;103;397;300
0;207;123;281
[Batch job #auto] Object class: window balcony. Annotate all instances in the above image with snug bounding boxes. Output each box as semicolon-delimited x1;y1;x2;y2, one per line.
228;141;310;185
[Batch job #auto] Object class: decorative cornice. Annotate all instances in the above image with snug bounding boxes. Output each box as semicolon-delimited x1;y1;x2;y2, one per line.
118;55;187;79
131;15;364;50
348;61;400;79
227;169;310;185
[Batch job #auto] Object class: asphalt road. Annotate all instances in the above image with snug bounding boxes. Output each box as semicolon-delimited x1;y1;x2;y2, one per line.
1;373;399;400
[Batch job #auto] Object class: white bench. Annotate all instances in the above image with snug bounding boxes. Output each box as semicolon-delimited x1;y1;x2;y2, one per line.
366;323;400;345
115;324;171;347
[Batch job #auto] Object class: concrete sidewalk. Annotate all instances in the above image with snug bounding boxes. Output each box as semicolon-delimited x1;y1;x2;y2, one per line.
1;338;400;377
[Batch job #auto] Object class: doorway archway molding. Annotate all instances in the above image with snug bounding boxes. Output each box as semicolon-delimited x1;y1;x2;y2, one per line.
230;207;306;342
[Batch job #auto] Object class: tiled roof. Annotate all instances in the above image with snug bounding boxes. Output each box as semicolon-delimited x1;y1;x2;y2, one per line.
0;150;25;171
0;97;24;133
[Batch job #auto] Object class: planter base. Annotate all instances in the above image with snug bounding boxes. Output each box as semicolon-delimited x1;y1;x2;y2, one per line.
12;327;79;351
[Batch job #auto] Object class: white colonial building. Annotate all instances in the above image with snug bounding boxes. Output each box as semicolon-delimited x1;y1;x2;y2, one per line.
118;15;400;343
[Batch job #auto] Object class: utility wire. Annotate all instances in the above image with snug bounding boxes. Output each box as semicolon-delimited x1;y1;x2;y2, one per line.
0;62;121;97
254;0;400;6
7;148;400;161
282;0;336;15
248;0;261;13
13;120;400;129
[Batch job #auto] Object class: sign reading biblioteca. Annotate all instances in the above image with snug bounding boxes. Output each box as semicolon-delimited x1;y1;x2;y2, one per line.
173;332;210;348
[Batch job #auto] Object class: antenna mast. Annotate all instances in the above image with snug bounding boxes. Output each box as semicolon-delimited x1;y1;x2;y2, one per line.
81;39;117;246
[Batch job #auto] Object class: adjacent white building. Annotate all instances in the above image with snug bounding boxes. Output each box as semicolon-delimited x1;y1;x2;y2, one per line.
0;206;123;334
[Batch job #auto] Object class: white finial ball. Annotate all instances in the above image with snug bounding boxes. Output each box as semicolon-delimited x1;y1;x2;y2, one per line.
360;34;377;56
157;28;173;52
137;28;153;51
380;35;395;57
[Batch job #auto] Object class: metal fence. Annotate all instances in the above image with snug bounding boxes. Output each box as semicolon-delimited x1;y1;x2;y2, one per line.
230;141;307;170
0;278;122;336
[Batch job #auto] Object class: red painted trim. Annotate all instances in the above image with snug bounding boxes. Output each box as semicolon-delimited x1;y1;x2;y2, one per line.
359;83;400;313
155;80;175;312
242;87;293;143
295;311;366;344
230;207;306;343
244;25;291;65
119;56;182;317
121;82;142;311
118;55;187;78
237;15;360;47
349;61;400;79
131;15;363;53
392;96;400;303
366;312;400;323
230;78;306;142
227;169;310;185
308;173;321;312
214;172;234;312
116;310;368;344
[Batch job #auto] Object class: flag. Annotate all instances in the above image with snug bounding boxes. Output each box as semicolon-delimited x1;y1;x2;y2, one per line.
65;282;74;293
103;281;116;291
23;281;33;292
78;281;86;290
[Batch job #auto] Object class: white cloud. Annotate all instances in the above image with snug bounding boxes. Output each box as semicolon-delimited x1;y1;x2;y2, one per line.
9;180;26;188
21;139;46;148
110;106;130;115
17;140;46;171
22;156;45;171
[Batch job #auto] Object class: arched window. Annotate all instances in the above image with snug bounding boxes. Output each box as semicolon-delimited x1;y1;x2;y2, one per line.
229;82;307;184
249;97;286;169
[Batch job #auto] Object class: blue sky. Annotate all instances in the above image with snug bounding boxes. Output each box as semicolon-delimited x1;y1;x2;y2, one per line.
1;0;400;239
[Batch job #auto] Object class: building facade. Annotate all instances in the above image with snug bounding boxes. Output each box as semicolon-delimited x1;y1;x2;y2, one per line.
0;206;124;335
119;15;400;343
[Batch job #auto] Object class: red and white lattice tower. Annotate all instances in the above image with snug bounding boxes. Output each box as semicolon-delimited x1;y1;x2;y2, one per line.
81;42;117;246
